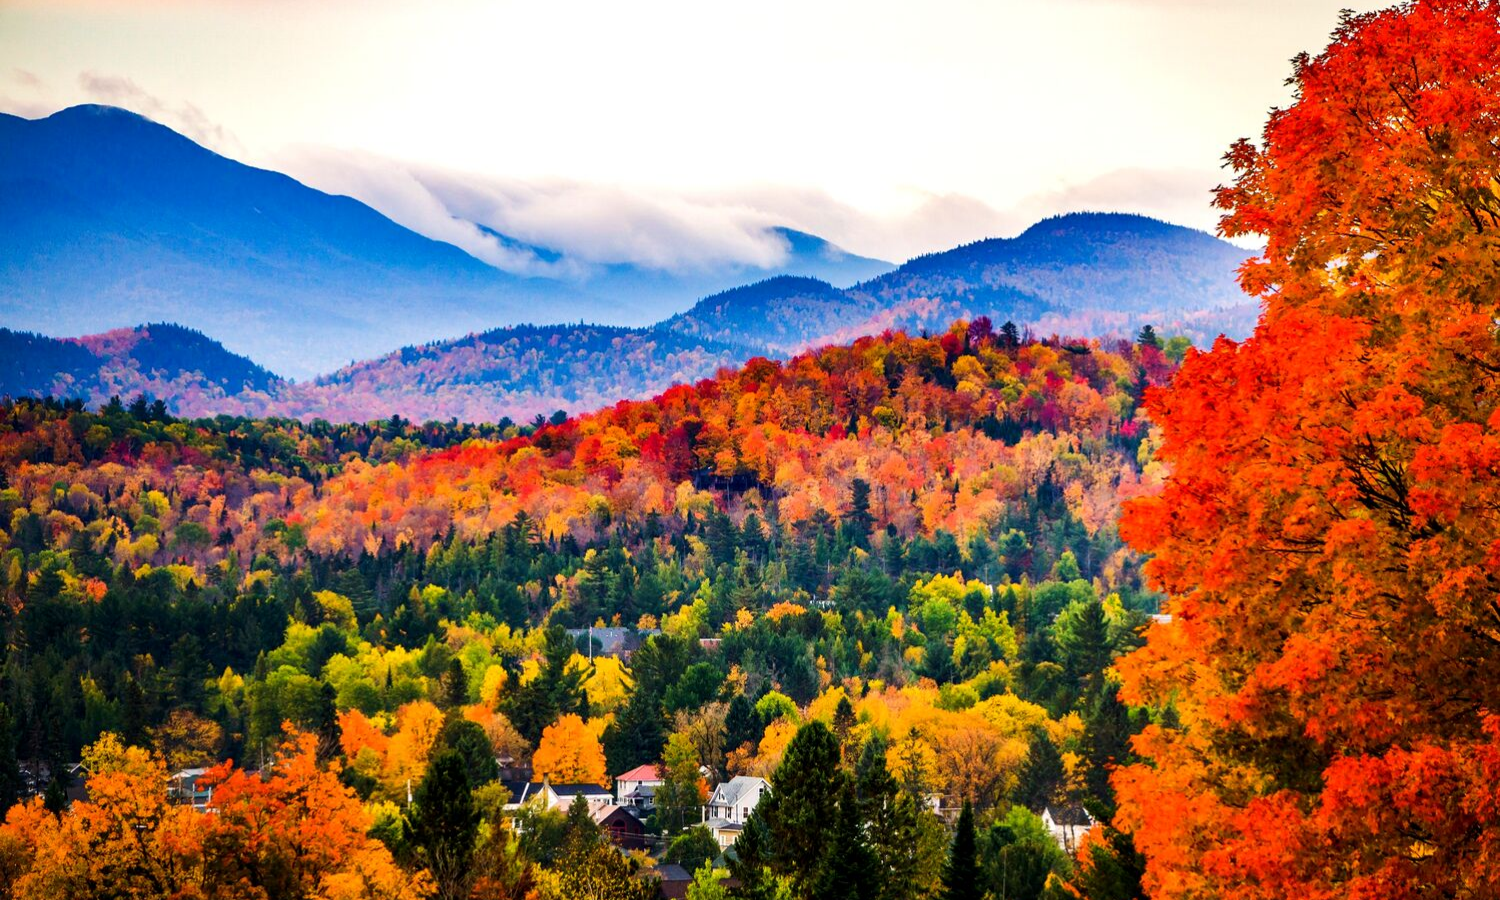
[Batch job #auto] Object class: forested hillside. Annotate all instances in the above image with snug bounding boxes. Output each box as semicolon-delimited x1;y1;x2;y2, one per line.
4;212;1241;425
0;324;281;411
0;321;1168;897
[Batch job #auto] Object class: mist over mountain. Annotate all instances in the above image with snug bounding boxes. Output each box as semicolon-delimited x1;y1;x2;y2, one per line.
0;105;891;378
2;108;1255;423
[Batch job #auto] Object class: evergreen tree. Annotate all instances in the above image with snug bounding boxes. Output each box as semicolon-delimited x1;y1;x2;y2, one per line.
723;694;762;755
842;479;874;549
728;811;777;900
760;721;843;892
832;696;857;760
941;801;981;900
436;718;501;786
313;681;341;763
1081;683;1135;815
441;657;468;708
811;781;877;900
1014;726;1066;812
408;750;479;900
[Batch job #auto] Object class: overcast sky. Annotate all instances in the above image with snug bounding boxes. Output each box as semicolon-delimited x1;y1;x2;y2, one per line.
1;0;1385;268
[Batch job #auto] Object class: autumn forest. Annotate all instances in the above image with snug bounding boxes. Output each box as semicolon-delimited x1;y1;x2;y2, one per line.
0;2;1498;899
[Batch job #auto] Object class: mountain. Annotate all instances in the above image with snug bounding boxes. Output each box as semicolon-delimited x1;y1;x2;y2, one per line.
0;105;892;377
667;213;1256;353
0;323;281;408
2;211;1255;423
259;323;753;424
555;227;894;320
0;105;611;379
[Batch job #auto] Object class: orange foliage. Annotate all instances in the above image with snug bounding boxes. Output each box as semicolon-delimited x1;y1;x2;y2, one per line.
532;713;608;786
1116;4;1500;898
0;731;430;899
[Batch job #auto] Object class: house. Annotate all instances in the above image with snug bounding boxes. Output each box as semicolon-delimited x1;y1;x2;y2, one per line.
168;768;215;811
502;779;614;812
566;626;647;660
1042;804;1095;854
701;776;769;849
647;863;694;900
592;803;649;850
615;763;664;810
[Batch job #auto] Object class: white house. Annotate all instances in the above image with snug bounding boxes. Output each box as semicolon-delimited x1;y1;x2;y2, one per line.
1042;804;1095;854
701;775;769;848
504;779;614;812
614;764;663;810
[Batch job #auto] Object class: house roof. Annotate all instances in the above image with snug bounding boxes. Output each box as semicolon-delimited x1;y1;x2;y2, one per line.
1045;804;1094;827
550;783;612;796
591;804;644;826
615;764;661;783
650;863;693;883
711;776;768;806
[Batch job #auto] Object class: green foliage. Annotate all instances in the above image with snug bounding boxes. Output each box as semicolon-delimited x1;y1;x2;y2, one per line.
761;721;843;892
407;749;479;900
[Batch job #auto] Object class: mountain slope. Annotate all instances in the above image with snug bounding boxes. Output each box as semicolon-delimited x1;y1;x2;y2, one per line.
0;323;281;407
262;323;753;423
667;213;1254;352
0;105;602;379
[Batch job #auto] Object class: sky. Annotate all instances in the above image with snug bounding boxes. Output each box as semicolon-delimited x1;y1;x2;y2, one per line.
0;0;1386;270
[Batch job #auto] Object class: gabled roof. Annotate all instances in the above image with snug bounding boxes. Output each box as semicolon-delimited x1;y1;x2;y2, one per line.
591;804;644;826
711;776;768;807
548;782;613;796
615;764;661;783
1045;804;1094;827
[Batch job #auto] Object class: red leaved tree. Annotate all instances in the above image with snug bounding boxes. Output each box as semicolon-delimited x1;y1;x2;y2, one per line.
1115;2;1500;898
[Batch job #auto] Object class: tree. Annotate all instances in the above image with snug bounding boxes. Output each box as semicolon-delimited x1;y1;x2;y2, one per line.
1115;3;1500;898
503;626;586;745
686;864;731;900
759;721;844;892
982;807;1070;900
665;826;721;874
148;708;224;772
1013;726;1065;812
728;811;777;900
409;749;479;900
656;732;706;836
941;801;981;900
441;657;468;708
436;717;501;787
811;781;877;900
1134;325;1161;349
533;713;607;786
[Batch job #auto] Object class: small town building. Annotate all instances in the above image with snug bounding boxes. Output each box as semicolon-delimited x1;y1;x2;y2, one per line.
1042;804;1095;854
614;763;663;810
592;803;649;851
701;775;768;849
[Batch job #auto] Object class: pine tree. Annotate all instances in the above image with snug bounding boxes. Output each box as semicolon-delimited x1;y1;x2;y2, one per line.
408;749;479;900
728;811;777;900
812;782;878;900
1014;726;1065;813
441;657;468;708
313;681;341;763
942;801;981;900
760;721;843;891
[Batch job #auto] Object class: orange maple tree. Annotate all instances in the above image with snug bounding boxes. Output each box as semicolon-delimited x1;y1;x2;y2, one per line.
1115;2;1500;898
532;713;608;787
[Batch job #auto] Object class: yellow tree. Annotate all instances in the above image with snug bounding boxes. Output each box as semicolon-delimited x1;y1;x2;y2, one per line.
532;714;608;786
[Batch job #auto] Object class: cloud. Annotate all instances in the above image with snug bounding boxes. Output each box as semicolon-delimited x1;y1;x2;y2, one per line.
1013;166;1227;236
273;148;802;276
270;151;1235;278
77;71;241;154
